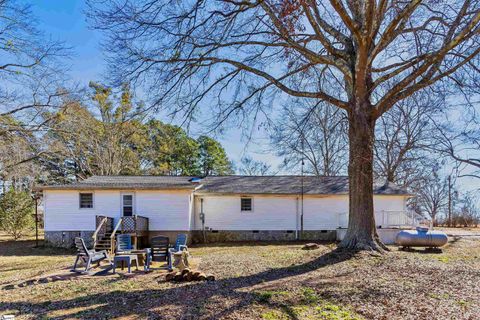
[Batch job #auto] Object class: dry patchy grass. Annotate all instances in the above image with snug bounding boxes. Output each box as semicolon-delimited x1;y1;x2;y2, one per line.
0;236;479;319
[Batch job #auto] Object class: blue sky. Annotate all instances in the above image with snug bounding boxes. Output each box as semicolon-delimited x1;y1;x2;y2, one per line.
28;0;280;171
30;1;104;83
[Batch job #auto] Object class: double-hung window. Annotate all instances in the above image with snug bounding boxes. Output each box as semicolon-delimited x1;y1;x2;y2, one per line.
79;193;93;209
241;197;252;212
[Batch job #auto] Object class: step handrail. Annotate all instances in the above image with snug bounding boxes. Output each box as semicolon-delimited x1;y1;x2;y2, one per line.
92;216;107;248
110;217;123;254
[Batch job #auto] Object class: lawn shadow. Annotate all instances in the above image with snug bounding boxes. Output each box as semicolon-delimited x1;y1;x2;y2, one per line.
0;247;358;319
398;247;444;254
0;239;74;257
189;240;337;249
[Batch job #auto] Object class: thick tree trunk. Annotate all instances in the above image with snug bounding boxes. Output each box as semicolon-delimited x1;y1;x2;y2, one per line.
339;100;387;253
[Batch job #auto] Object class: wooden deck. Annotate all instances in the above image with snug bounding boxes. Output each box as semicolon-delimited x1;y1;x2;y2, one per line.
93;215;149;254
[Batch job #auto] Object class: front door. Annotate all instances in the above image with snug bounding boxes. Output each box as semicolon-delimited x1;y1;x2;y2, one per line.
122;193;134;217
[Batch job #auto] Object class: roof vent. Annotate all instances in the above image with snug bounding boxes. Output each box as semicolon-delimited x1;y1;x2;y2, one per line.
189;177;202;184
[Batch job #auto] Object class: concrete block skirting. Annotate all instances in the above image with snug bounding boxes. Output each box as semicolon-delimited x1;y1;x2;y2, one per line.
148;231;193;245
190;230;336;244
45;230;339;248
45;230;192;248
45;231;94;248
336;228;404;245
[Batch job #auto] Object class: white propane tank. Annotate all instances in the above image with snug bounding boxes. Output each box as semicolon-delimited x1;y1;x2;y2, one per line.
395;227;448;248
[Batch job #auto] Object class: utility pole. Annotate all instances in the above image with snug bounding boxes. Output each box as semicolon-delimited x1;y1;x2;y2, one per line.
300;136;304;240
31;193;40;247
448;175;452;227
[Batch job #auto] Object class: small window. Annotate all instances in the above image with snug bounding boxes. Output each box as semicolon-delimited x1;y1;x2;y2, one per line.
241;197;252;211
79;193;93;209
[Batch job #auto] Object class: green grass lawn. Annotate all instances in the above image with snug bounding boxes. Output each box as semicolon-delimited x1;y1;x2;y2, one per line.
1;234;479;319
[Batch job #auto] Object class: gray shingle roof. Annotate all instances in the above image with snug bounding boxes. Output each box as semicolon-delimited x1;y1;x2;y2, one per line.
39;175;197;190
38;175;410;195
199;176;408;195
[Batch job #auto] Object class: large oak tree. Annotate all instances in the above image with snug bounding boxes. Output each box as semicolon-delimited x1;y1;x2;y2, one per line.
88;0;480;251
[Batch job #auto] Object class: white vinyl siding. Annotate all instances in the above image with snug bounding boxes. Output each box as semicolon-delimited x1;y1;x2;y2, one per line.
195;195;297;230
44;189;192;231
44;189;407;233
134;191;191;230
194;194;408;231
44;190;120;231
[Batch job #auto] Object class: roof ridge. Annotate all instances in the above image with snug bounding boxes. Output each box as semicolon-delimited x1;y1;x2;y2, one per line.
86;174;351;178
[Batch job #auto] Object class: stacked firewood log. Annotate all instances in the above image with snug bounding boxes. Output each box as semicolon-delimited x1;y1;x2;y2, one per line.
165;268;215;282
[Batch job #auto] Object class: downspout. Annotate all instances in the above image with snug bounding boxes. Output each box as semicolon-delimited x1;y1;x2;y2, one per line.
300;136;305;240
192;190;196;231
301;160;304;240
295;196;299;240
34;194;39;247
200;198;206;243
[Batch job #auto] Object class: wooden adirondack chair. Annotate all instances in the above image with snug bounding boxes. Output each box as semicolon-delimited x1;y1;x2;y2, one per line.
72;237;109;273
150;236;171;269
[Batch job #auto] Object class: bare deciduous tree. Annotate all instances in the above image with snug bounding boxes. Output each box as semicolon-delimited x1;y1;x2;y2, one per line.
411;168;449;226
238;156;272;175
271;99;348;176
374;90;442;187
456;192;480;227
87;0;480;251
0;0;69;126
434;103;480;179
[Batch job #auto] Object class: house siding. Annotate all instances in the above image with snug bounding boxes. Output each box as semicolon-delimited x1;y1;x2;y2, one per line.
194;195;299;231
44;190;120;231
194;194;408;231
44;188;408;247
44;189;192;232
135;190;191;230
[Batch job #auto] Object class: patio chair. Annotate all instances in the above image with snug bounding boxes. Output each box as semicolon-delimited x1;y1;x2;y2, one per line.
168;234;188;271
72;237;109;273
169;234;188;254
116;234;135;254
150;236;171;269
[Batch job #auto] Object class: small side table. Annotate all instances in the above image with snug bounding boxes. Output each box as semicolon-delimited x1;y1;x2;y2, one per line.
129;248;151;271
113;254;138;274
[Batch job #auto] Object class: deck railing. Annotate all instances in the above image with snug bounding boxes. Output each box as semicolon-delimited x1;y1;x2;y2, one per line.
121;215;149;234
109;215;149;253
93;215;114;247
337;211;418;229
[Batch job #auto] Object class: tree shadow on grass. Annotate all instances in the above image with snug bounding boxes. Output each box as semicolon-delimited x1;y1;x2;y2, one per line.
189;240;337;249
0;248;359;319
0;239;74;257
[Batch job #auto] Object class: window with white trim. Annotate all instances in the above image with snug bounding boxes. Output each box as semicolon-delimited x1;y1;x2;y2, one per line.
79;193;93;209
122;194;134;216
241;197;252;212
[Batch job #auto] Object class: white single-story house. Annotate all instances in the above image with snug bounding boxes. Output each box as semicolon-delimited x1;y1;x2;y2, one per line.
38;175;415;248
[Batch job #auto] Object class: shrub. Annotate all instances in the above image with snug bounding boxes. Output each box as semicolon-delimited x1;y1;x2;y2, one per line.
0;189;34;240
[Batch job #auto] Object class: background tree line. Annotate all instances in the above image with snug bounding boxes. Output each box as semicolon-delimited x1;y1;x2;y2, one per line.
1;82;234;191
